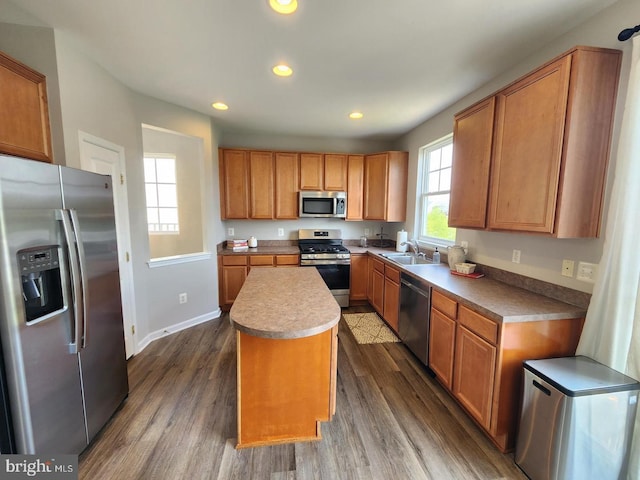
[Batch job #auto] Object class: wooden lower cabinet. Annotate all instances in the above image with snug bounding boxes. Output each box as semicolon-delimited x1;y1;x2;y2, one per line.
367;256;385;315
453;324;496;430
383;266;400;333
349;254;368;302
428;288;583;452
219;254;300;310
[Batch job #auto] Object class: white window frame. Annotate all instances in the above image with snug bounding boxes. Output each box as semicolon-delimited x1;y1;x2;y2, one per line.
144;154;180;235
416;134;456;246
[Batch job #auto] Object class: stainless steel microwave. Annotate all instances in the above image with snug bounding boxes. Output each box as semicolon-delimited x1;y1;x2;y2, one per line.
299;191;347;218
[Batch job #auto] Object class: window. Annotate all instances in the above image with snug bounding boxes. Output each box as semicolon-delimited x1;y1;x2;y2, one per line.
144;155;179;234
417;135;456;243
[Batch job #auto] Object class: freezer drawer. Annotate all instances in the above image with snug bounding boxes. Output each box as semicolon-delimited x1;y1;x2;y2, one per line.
515;356;640;480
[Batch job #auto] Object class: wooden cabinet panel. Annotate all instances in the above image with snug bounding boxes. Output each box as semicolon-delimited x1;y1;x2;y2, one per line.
449;97;495;228
383;273;400;333
299;153;324;190
0;51;53;163
249;255;274;267
222;255;248;266
363;152;408;221
458;305;498;345
275;254;300;266
429;308;456;390
432;289;457;319
324;154;347;191
346;154;364;220
367;256;385;315
249;151;274;219
453;325;496;430
221;265;248;307
219;149;249;219
489;56;571;234
274;152;299;219
349;254;368;301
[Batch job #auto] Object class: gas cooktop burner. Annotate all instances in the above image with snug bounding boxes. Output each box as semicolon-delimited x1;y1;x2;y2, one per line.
299;245;350;254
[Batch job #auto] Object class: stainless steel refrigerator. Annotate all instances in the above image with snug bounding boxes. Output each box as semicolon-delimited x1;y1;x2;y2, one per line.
0;154;129;454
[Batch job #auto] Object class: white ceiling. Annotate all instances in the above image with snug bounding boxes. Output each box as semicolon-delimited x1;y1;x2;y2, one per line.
7;0;620;141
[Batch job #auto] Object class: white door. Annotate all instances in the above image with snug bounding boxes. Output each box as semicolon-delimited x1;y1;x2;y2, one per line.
78;131;136;358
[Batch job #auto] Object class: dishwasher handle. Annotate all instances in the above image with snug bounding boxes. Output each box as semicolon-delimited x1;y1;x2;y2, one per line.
401;279;431;298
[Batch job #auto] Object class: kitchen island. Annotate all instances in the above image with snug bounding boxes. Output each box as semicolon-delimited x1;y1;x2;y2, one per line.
230;267;341;448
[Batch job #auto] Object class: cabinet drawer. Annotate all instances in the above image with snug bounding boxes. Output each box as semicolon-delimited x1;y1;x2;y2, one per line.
432;290;457;319
222;255;247;266
371;257;385;274
249;255;275;266
276;254;300;266
458;305;498;345
384;265;401;283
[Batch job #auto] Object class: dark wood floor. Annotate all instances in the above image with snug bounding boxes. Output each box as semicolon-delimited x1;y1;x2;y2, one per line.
79;307;527;479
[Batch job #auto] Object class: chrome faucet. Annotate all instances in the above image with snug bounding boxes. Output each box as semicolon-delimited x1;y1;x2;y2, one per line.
401;238;420;255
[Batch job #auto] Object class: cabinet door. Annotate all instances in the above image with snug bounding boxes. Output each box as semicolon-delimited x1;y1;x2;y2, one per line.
249;151;274;219
346;155;364;220
453;325;496;430
0;52;53;163
221;265;248;306
299;153;324;190
371;269;385;316
429;308;456;390
488;56;571;233
383;276;400;333
275;254;300;267
249;255;275;267
363;153;388;220
219;149;249;219
449;97;495;228
349;254;368;301
324;154;347;191
274;152;299;219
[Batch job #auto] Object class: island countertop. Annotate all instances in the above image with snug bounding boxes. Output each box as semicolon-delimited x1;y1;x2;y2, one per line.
230;267;341;339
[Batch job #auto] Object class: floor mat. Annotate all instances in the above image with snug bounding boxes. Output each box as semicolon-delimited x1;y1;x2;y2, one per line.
342;312;400;344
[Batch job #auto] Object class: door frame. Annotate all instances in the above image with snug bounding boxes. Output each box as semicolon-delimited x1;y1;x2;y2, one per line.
78;131;136;358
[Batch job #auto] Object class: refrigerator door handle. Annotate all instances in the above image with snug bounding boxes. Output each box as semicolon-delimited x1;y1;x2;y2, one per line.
69;209;89;349
58;209;84;354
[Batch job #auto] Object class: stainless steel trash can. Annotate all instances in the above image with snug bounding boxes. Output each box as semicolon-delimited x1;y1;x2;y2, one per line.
515;356;639;480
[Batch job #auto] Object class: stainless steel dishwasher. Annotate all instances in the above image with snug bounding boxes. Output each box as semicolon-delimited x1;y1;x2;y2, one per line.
398;273;431;365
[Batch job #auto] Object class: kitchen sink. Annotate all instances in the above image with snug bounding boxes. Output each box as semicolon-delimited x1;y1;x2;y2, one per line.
380;253;437;266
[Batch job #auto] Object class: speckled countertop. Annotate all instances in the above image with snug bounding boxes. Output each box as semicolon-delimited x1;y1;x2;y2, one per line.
218;245;300;256
230;267;341;339
359;248;587;323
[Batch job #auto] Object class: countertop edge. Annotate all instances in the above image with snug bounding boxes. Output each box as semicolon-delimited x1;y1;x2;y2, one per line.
229;314;340;339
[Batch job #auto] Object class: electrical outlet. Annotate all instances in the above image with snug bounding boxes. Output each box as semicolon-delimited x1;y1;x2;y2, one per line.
364;228;370;236
561;259;575;278
179;293;187;304
577;262;597;283
227;227;234;237
278;228;284;237
512;249;521;264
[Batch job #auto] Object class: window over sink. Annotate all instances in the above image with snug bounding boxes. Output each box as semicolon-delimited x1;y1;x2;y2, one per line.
417;134;456;244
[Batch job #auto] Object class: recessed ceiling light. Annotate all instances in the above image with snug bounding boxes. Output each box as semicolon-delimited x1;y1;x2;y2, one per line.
272;64;293;77
212;102;229;111
349;111;364;119
269;0;298;14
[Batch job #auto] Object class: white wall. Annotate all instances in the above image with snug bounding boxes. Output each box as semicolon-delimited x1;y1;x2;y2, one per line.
397;0;640;294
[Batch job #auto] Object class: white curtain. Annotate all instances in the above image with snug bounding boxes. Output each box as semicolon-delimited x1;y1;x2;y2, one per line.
575;35;640;480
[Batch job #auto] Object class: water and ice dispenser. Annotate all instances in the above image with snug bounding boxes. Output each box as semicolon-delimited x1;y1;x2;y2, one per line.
17;246;64;323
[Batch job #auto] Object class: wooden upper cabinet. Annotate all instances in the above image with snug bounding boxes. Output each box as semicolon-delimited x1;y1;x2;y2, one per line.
299;153;324;190
0;51;53;163
346;154;364;221
450;46;620;238
219;148;249;219
489;56;572;234
249;151;274;219
324;154;348;191
363;151;408;221
274;152;299;219
449;97;495;229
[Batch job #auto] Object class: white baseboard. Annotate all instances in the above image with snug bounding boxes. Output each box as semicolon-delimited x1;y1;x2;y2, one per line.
135;308;223;353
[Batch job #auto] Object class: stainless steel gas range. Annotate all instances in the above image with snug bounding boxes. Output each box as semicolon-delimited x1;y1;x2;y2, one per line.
298;229;350;307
